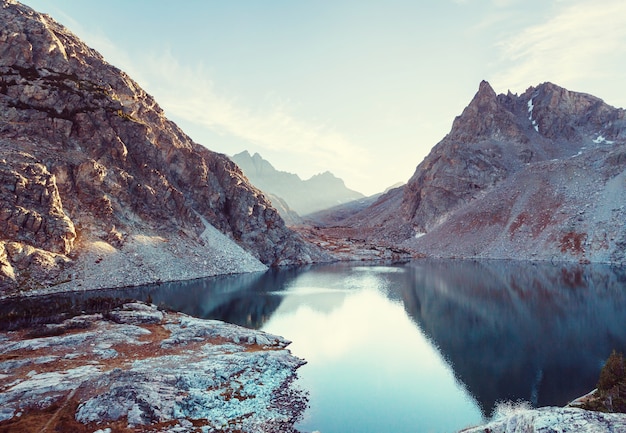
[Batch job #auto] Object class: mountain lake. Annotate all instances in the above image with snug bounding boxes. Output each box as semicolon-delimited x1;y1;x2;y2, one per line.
3;259;626;433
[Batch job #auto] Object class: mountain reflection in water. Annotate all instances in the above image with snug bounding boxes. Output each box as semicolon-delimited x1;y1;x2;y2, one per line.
4;260;626;431
399;260;626;415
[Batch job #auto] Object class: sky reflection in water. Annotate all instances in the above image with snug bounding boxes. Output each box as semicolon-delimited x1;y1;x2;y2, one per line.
262;265;482;433
7;260;626;433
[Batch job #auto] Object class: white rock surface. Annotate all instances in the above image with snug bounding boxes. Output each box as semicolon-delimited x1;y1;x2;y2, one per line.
0;302;306;432
460;407;626;433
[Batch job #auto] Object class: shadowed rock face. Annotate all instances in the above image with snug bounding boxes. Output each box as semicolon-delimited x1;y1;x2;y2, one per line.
0;1;324;292
341;80;626;262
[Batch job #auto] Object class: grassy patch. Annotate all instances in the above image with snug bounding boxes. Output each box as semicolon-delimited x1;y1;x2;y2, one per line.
579;350;626;413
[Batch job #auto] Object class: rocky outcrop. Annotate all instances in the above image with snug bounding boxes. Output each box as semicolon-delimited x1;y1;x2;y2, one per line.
0;159;75;255
459;407;626;433
231;151;365;217
334;80;626;263
0;1;325;293
0;302;307;432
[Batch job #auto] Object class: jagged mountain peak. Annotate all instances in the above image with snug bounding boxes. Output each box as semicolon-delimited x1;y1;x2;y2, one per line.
523;81;599;105
309;171;340;181
450;80;625;145
520;82;624;141
459;80;498;117
448;80;523;144
402;81;626;231
475;79;497;102
233;150;283;177
338;80;626;264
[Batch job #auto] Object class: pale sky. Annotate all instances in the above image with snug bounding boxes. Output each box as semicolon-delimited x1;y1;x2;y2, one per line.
22;0;626;196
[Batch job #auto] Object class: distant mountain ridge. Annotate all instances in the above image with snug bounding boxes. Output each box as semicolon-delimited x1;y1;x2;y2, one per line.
231;151;365;217
332;80;626;263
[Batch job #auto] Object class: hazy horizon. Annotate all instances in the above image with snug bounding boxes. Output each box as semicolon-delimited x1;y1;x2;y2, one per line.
22;0;626;196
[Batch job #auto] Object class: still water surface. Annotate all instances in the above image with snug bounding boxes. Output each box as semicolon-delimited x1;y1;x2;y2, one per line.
9;260;626;432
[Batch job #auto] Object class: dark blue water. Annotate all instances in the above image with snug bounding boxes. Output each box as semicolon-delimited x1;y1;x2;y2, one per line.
5;260;626;432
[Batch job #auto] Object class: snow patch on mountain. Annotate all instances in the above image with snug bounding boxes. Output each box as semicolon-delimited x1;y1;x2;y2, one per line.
527;98;539;132
593;134;615;144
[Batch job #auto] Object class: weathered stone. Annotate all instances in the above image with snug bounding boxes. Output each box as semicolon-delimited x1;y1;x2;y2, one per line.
0;302;307;432
0;160;75;255
0;242;15;288
460;407;626;433
107;302;164;325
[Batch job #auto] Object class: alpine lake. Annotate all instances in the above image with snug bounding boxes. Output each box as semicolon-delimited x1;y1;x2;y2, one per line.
4;259;626;433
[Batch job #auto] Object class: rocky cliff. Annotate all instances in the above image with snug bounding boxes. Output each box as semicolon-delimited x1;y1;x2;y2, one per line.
341;80;626;263
231;151;365;217
0;0;324;295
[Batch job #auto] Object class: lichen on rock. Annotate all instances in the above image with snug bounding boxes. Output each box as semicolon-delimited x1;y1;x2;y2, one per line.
0;302;307;432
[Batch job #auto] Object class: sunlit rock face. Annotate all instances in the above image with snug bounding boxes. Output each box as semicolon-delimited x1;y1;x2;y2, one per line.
0;1;326;293
340;80;626;263
0;302;307;432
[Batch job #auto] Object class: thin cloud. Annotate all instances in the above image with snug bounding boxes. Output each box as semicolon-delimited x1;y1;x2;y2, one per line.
43;11;370;183
452;0;520;6
136;51;368;174
493;0;626;94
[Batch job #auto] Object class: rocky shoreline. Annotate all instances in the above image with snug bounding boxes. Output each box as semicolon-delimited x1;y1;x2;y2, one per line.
458;374;626;432
460;406;626;432
0;302;307;432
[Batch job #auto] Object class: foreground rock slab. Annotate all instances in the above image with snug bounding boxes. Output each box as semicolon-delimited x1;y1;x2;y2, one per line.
460;407;626;433
0;302;307;432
